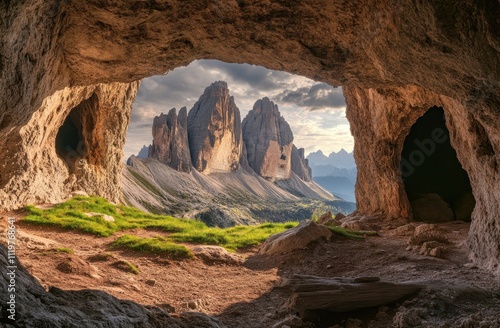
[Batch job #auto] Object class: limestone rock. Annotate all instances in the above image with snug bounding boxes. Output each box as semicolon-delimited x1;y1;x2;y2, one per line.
408;224;448;246
150;107;191;173
291;145;312;181
388;223;418;237
84;212;114;222
259;220;332;255
317;211;341;227
276;274;423;316
187;81;242;174
410;193;454;223
242;97;294;181
317;211;333;225
191;245;243;265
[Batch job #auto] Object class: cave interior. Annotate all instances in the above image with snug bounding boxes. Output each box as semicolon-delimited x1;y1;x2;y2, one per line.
401;106;475;223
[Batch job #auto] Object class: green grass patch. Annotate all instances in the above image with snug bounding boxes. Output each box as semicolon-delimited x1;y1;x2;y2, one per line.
54;247;74;254
112;235;193;259
23;196;206;237
112;259;140;275
23;196;298;252
170;222;298;252
328;226;378;239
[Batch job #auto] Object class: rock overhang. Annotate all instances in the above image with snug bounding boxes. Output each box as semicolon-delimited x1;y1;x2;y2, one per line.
0;0;498;273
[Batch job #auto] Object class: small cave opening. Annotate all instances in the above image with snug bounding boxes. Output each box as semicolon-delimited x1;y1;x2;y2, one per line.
55;94;98;173
400;106;475;223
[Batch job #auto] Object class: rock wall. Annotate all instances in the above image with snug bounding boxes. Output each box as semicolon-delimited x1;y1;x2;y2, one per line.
344;84;500;273
0;82;138;209
291;145;312;182
242;98;294;181
187;81;242;174
0;0;498;272
150;107;191;173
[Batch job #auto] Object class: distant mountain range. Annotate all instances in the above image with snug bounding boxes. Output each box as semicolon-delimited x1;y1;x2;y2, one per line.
306;149;357;203
307;149;356;169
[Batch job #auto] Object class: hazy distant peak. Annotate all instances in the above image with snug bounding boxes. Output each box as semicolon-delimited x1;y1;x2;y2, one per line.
307;148;355;169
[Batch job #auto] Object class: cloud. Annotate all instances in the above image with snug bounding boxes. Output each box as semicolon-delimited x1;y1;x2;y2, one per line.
124;60;353;160
277;83;345;111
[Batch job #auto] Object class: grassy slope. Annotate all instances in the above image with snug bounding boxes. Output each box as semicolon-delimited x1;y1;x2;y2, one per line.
23;196;299;255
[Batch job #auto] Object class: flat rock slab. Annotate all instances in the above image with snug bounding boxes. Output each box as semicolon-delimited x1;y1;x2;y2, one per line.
258;220;332;255
276;274;423;315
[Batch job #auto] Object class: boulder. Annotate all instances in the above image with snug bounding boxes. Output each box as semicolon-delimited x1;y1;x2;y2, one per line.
191;245;243;265
408;224;448;245
187;81;242;174
259;220;332;255
317;211;341;227
410;193;454;223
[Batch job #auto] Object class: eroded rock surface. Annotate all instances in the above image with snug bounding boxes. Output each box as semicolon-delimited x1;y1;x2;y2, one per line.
188;81;242;174
259;220;332;255
242;98;294;181
0;0;498;272
291;145;312;182
150;107;191;173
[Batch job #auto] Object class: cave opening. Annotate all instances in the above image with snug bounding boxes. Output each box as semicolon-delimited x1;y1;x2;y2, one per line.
401;106;475;223
55;94;98;173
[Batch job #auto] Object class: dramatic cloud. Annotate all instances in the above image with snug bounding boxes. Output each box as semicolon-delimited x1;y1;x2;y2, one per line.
124;60;353;160
277;83;346;110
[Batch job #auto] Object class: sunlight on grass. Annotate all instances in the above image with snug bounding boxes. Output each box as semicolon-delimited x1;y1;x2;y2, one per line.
23;196;298;252
112;235;193;259
23;196;206;237
170;222;298;251
328;226;378;239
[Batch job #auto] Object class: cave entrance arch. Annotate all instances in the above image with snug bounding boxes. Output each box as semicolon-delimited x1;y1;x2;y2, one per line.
55;93;100;173
400;106;475;223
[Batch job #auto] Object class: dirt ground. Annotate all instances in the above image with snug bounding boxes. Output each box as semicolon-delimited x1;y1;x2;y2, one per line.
1;212;499;328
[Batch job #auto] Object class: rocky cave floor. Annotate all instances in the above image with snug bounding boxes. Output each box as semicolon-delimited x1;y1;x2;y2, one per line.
1;213;500;328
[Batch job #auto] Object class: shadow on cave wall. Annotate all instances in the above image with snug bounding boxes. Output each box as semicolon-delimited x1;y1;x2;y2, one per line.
400;106;475;223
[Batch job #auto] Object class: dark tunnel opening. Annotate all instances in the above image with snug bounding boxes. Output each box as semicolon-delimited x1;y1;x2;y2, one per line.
55;94;98;173
56;114;82;157
401;106;475;223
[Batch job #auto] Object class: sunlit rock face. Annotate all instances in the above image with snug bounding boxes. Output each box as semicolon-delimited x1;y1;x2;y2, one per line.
344;85;499;274
242;98;294;181
149;107;191;173
0;0;498;272
187;81;242;174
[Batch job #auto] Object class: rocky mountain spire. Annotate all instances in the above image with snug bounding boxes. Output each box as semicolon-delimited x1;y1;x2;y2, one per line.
187;81;243;173
149;107;191;173
291;145;312;181
242;97;294;181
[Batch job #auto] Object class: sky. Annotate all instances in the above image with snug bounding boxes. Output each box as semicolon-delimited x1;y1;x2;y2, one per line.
124;59;354;160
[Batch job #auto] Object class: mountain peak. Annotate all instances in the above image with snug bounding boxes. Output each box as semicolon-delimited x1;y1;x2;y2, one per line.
187;81;242;173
